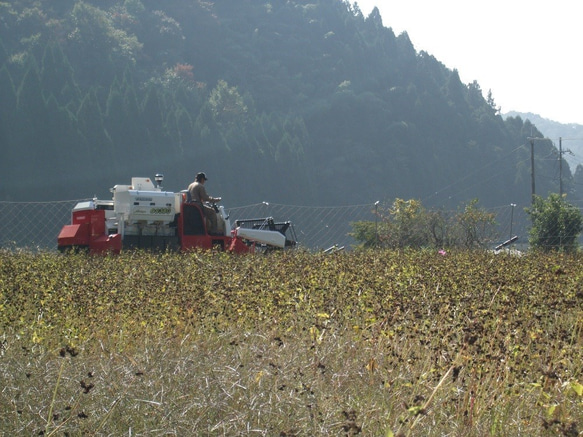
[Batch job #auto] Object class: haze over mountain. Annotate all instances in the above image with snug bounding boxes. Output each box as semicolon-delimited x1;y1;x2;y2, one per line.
504;112;583;198
0;0;573;207
504;112;583;168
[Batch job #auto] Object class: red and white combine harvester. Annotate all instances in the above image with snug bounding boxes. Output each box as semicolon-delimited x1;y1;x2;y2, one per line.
57;174;297;254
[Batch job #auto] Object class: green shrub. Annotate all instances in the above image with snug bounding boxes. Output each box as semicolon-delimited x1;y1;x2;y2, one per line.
350;198;496;249
526;193;583;252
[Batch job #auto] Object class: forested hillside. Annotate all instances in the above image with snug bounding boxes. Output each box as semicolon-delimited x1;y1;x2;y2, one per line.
0;0;570;206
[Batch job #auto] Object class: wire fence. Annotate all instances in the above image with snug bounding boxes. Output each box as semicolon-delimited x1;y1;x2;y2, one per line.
0;199;545;252
0;200;90;252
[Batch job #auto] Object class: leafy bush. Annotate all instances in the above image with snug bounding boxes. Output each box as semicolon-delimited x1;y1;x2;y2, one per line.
526;193;583;252
350;198;496;249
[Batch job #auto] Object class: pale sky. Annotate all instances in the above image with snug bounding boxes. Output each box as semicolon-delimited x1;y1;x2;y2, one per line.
356;1;583;125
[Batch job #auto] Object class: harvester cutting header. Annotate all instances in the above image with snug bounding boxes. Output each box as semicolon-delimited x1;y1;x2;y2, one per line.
57;174;297;254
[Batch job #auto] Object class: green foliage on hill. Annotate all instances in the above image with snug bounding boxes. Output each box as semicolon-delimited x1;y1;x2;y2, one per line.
0;0;570;206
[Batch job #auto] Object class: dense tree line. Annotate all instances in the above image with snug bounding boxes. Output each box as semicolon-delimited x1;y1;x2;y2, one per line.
0;0;570;207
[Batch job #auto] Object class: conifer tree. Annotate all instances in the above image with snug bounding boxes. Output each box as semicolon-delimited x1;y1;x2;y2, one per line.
40;43;79;107
104;79;126;157
0;66;17;199
14;59;45;193
141;84;165;155
0;38;9;67
77;88;114;164
121;72;145;156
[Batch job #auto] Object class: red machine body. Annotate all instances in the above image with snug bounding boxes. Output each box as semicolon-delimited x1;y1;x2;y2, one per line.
58;209;122;254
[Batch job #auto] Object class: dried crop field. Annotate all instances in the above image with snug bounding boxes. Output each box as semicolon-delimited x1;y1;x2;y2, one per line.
0;249;582;436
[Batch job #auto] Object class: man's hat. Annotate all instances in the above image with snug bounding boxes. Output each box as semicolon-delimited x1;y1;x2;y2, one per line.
196;172;208;181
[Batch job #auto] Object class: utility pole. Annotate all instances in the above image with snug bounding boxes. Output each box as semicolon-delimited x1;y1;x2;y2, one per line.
530;138;535;204
528;137;553;205
510;203;516;240
557;137;574;196
374;200;380;246
559;137;563;196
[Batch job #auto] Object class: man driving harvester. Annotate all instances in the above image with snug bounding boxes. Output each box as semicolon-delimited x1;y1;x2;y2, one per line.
188;172;222;234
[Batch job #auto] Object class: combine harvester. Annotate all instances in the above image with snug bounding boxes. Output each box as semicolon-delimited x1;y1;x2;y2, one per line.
57;174;297;254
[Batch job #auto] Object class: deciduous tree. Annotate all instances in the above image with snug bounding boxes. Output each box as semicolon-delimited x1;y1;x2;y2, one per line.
526;193;583;252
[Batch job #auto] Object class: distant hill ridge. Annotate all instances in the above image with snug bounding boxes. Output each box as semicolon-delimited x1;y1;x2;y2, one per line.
504;112;583;170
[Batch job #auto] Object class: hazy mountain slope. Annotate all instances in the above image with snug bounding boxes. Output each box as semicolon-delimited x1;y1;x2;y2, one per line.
505;111;583;169
0;0;567;208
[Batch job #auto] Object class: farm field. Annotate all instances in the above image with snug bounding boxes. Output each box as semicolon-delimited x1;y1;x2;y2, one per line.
0;249;582;436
